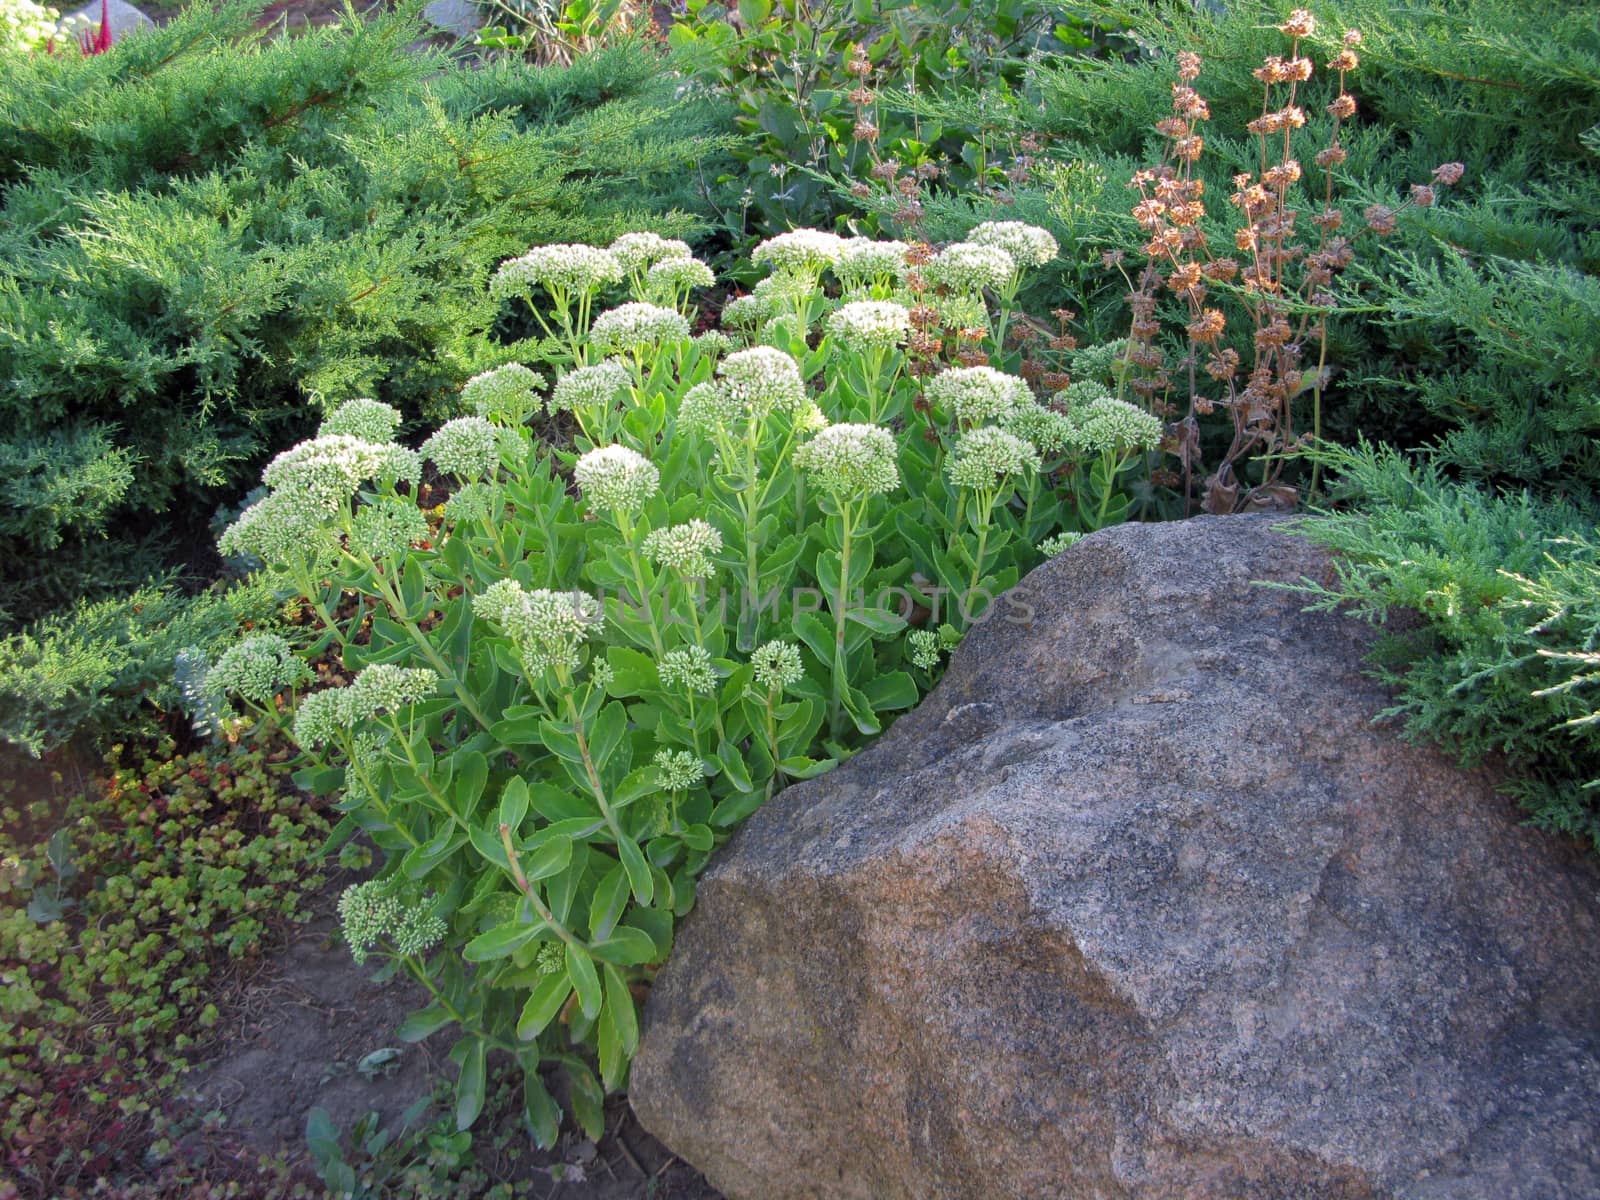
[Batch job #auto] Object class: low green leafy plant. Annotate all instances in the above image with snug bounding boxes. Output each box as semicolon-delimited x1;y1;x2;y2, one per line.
205;225;1159;1145
0;734;328;1197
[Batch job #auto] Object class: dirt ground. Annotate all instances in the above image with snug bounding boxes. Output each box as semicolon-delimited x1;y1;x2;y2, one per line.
184;889;723;1199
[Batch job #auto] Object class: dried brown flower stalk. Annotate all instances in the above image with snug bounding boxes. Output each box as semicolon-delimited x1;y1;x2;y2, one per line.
1116;12;1463;512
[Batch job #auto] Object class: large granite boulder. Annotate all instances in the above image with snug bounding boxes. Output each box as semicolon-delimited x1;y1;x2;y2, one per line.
630;515;1600;1200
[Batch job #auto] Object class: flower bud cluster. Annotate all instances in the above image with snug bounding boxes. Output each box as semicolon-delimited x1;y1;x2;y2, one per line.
491;243;623;299
927;243;1015;294
946;427;1041;490
473;580;602;675
574;444;660;514
793;423;901;497
1037;531;1084;558
320;398;402;444
1071;395;1165;453
350;496;430;559
263;435;421;513
825;301;911;353
834;238;909;287
653;747;705;791
643;519;723;578
422;417;500;479
591;301;692;353
338;879;447;966
718;346;808;420
751;229;845;274
751;639;804;692
206;634;311;705
647;256;716;295
968;221;1059;269
1005;401;1083;458
658;645;717;694
549;359;631;415
463;363;544;425
924;366;1031;427
609;231;693;274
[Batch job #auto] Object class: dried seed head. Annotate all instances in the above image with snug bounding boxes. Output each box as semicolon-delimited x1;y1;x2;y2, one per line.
1432;161;1465;186
1280;9;1315;38
1176;50;1202;80
1328;94;1358;119
1410;183;1437;208
1364;204;1397;235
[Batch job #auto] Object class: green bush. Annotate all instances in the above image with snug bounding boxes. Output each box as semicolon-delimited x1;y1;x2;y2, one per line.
0;578;285;758
1286;444;1600;846
0;0;737;625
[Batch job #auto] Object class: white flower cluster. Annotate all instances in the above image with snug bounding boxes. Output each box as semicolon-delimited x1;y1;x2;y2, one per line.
968;220;1059;268
219;494;327;565
751;229;845;274
678;380;742;436
591;301;691;353
751;640;804;692
338;879;446;965
928;242;1015;294
549;359;630;415
719;346;807;418
422;416;500;479
610;231;692;274
206;634;310;705
223;432;422;563
490;243;623;299
643;519;723;578
473;579;602;675
463;363;544;425
1072;396;1165;453
924;366;1031;427
345;664;440;721
946;426;1041;491
647;256;716;294
1038;531;1084;558
834;238;909;287
653;747;705;791
793;423;901;497
2;0;61;53
825;300;911;354
574;444;660;514
320;398;402;444
350;496;430;559
263;435;420;513
658;645;717;695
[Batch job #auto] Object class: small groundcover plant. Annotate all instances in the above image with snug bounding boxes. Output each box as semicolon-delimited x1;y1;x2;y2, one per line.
206;226;1161;1144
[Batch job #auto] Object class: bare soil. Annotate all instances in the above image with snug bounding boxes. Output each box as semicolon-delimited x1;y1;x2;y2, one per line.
184;887;723;1198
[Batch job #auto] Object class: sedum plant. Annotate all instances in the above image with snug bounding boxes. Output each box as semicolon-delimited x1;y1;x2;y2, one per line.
211;228;1148;1144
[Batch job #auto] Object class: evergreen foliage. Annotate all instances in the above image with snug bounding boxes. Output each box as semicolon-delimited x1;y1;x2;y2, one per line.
0;578;284;757
0;1;735;625
1287;444;1600;846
